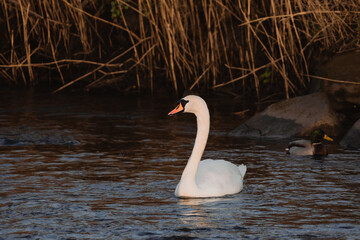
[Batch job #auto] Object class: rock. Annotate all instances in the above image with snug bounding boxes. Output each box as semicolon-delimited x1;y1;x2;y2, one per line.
318;52;360;112
340;119;360;150
230;92;341;138
0;126;80;146
0;138;24;146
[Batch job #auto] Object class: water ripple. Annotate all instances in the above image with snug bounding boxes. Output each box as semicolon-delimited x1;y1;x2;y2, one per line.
0;93;359;239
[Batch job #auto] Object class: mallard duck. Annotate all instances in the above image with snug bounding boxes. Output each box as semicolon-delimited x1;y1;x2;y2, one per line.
285;129;333;156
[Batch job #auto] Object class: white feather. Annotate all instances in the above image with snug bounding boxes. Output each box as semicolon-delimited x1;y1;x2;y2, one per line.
171;95;246;198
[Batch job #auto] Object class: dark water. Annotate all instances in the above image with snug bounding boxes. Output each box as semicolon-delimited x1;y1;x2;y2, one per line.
0;91;359;239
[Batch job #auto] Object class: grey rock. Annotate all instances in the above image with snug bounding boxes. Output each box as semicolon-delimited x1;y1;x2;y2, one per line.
230;92;341;139
340;119;360;150
0;137;23;146
0;126;80;146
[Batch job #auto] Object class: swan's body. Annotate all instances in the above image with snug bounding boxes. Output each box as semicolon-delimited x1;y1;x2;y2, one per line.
168;95;246;198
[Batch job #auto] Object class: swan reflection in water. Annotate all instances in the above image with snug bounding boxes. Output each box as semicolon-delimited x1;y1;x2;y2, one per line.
176;196;243;229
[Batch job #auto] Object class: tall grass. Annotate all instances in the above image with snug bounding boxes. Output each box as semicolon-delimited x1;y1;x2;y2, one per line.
0;0;359;99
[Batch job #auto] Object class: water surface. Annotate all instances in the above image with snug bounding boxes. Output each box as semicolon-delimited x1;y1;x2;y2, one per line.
0;91;359;239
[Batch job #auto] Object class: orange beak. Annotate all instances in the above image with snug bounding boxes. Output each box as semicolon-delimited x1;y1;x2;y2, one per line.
168;103;184;116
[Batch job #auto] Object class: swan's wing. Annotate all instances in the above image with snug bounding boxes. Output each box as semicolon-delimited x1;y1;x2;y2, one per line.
196;159;244;195
238;164;247;178
197;159;240;178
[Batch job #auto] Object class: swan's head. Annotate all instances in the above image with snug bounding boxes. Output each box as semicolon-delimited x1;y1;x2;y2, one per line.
168;95;207;116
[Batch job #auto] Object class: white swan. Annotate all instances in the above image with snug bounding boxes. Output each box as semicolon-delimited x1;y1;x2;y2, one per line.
168;95;246;198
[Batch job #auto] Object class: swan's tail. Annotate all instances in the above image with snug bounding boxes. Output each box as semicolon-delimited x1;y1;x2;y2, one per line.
238;164;247;178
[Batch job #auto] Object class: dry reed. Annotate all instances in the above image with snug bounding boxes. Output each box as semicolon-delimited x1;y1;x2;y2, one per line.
0;0;359;99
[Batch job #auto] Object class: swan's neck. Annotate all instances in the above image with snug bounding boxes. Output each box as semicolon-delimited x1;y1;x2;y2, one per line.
179;106;210;191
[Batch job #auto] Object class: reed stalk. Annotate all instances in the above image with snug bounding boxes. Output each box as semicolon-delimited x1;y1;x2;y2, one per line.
0;0;358;99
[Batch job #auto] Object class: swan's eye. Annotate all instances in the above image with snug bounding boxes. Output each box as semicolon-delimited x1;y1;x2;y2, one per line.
168;99;189;116
180;99;189;108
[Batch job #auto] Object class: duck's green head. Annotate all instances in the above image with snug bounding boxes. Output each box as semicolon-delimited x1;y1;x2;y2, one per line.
310;129;333;143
